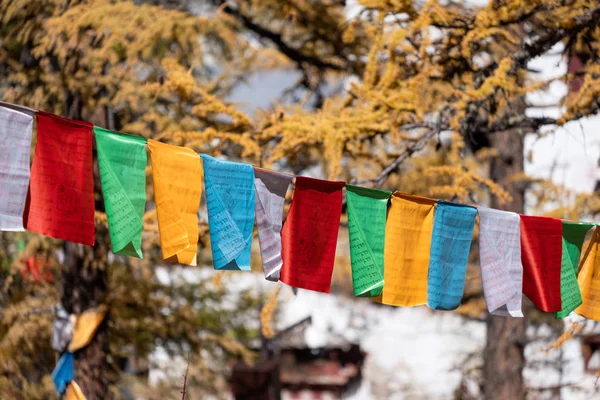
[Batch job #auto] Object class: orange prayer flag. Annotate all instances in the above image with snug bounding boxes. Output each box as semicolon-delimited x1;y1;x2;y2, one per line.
65;381;87;400
68;305;108;352
377;192;436;306
575;227;600;321
147;140;203;265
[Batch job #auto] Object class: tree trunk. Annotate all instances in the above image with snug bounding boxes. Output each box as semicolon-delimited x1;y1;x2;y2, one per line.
483;128;527;399
60;102;113;399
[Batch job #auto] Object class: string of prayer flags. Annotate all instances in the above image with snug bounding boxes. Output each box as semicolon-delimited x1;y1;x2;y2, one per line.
280;177;345;293
477;207;523;317
52;352;74;394
65;381;87;400
0;104;33;231
427;201;477;310
95;127;147;258
0;100;36;115
346;185;391;297
575;227;600;320
378;192;435;306
254;168;293;281
557;222;595;318
201;155;255;271
24;112;95;245
520;215;563;312
148;140;202;265
68;305;108;352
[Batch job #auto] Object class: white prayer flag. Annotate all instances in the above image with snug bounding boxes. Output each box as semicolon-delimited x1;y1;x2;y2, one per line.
254;168;293;281
0;104;34;231
478;207;524;317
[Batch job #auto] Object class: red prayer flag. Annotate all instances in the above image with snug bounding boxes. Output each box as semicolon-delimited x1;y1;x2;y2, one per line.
280;176;345;293
519;214;563;312
24;111;95;245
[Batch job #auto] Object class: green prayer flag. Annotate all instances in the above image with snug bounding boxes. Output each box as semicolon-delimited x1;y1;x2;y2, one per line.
94;127;147;258
556;221;595;318
346;185;391;297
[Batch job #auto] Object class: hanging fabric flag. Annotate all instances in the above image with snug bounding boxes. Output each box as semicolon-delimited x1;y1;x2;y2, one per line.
346;185;391;297
148;140;202;265
520;215;563;312
23;112;95;245
378;192;435;306
254;168;293;280
65;381;87;400
0;104;34;231
557;222;595;318
280;176;345;293
68;304;108;352
52;352;74;394
201;155;255;271
575;227;600;320
52;303;74;353
478;207;523;317
427;201;477;310
94;127;147;258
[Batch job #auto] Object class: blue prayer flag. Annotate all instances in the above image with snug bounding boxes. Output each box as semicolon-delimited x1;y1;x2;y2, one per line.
427;201;477;310
200;155;255;270
51;352;74;394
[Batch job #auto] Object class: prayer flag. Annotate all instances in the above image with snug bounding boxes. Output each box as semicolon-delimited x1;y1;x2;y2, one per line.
65;381;87;400
346;185;391;297
68;305;108;352
378;192;435;306
520;215;563;312
280;176;345;293
24;111;95;245
557;222;595;318
52;303;74;353
148;140;202;265
0;104;33;231
427;201;477;310
94;127;147;258
575;227;600;320
201;155;255;271
478;207;523;317
52;352;74;394
254;168;293;280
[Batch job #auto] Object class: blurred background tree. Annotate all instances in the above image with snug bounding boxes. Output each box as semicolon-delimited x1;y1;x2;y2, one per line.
1;0;600;399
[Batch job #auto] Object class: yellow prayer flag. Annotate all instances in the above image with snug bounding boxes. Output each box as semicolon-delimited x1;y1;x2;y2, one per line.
148;140;203;265
68;305;108;353
378;192;436;306
575;228;600;321
65;381;87;400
